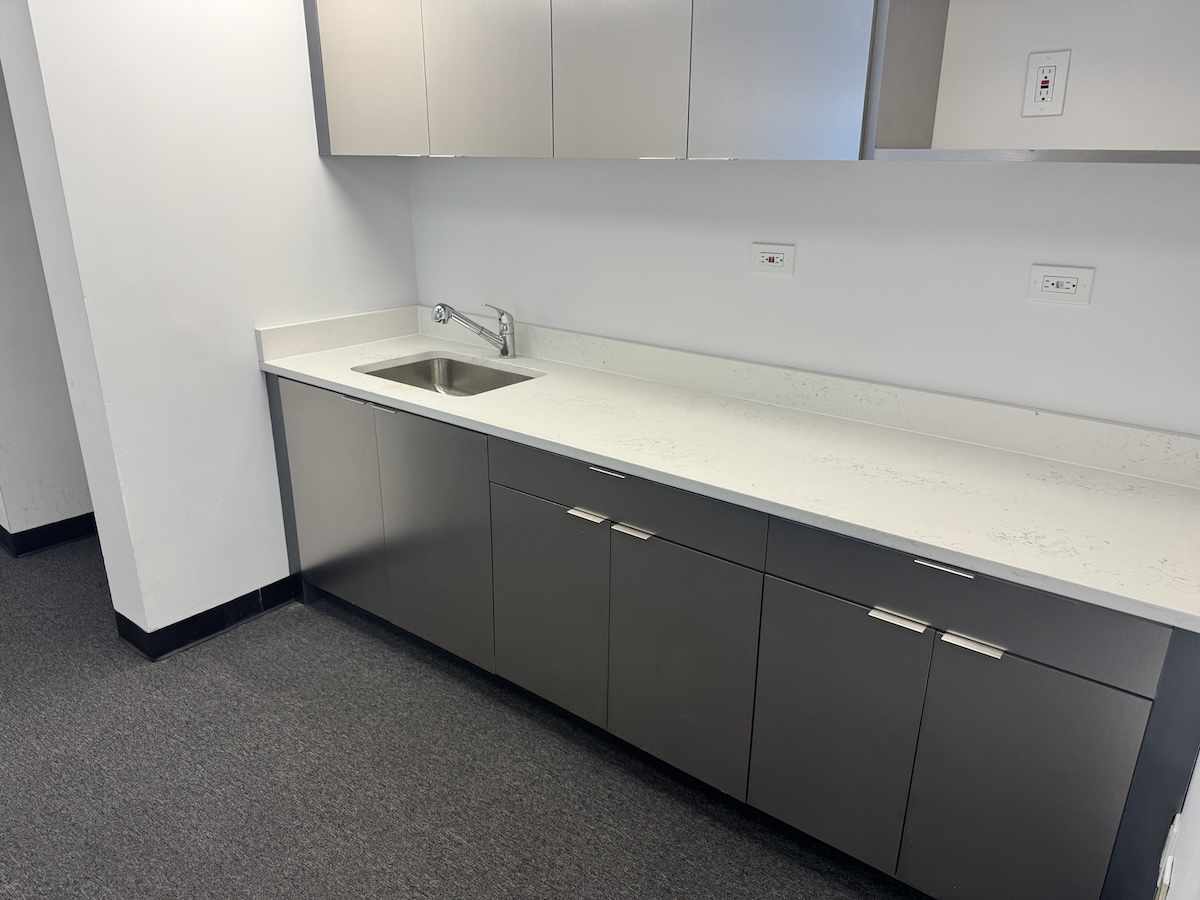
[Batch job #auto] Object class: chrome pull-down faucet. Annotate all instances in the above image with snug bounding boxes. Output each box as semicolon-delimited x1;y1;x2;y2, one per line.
432;303;515;358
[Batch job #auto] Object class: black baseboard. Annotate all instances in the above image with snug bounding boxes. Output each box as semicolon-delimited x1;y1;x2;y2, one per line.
116;573;302;660
0;512;97;558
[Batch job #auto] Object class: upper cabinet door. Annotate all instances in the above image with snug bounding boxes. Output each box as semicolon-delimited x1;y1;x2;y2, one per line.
551;0;692;159
310;0;430;156
422;0;553;157
688;0;874;160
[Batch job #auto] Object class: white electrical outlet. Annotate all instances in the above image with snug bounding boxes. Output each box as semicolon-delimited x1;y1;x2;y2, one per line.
752;242;794;276
1029;264;1094;305
1023;50;1071;117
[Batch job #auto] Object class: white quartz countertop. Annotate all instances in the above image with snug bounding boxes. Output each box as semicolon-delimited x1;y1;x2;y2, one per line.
263;334;1200;632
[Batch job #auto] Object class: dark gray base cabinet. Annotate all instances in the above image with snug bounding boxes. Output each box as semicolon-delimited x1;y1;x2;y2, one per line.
274;383;1188;900
491;484;611;726
749;577;934;873
897;637;1151;900
375;407;494;670
278;379;389;616
608;529;763;798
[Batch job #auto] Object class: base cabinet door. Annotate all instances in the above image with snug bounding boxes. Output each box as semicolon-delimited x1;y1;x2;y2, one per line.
376;407;494;669
898;635;1152;900
748;577;933;873
279;380;388;613
491;484;610;725
608;528;763;797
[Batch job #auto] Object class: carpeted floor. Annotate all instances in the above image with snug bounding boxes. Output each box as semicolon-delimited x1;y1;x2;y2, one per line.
0;536;927;899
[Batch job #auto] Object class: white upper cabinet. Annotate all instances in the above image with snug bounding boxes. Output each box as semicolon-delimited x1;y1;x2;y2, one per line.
551;0;692;159
688;0;875;160
310;0;429;156
422;0;553;157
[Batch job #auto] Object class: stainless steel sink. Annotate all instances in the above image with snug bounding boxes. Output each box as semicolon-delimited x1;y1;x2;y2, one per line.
354;354;541;397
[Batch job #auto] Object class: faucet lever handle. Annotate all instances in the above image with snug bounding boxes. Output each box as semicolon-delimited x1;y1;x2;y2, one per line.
483;304;513;331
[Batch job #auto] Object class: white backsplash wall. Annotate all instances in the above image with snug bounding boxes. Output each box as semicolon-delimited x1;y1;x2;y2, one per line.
409;159;1200;436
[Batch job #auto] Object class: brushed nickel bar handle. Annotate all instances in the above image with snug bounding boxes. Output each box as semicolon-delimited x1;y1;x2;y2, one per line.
914;559;976;580
612;523;654;541
369;404;397;414
566;508;607;525
942;632;1005;660
588;466;626;479
868;608;928;634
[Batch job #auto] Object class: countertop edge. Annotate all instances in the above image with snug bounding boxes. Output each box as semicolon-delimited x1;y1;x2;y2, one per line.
262;361;1195;634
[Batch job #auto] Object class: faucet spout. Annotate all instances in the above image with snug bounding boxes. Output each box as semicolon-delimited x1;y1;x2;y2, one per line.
432;303;515;358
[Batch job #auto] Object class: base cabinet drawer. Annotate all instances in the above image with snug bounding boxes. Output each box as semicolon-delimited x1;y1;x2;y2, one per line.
608;529;763;798
488;437;767;569
897;635;1151;900
766;517;1170;699
491;484;611;726
749;577;933;873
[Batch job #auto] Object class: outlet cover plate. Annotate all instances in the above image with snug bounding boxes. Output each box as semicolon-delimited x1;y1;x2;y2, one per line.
1023;50;1071;117
1029;264;1094;305
752;242;795;276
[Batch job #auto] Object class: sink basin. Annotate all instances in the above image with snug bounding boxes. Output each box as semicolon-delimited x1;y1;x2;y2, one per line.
354;353;541;397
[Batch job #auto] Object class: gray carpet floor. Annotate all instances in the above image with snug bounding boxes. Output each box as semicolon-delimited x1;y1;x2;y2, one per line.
0;536;927;899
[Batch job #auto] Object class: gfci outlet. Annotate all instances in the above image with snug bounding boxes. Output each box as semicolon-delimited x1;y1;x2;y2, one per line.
1029;264;1095;305
752;242;795;276
1023;50;1071;117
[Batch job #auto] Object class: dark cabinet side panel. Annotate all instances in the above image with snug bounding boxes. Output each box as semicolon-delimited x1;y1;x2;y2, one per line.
749;577;933;873
278;379;388;614
608;532;763;798
898;638;1151;900
491;484;611;726
1103;628;1200;900
377;407;494;670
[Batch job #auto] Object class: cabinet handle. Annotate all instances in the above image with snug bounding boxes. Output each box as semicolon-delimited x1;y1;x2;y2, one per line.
588;465;626;479
612;523;654;541
941;632;1004;660
914;558;976;580
868;608;928;634
342;396;367;406
566;507;607;525
369;404;397;415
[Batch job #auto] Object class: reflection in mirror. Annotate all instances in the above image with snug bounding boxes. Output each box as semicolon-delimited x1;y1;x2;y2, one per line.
866;0;1200;160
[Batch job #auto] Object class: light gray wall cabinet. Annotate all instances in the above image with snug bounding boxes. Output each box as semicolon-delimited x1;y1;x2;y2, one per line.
897;636;1151;900
608;528;763;798
551;0;692;159
304;0;430;156
422;0;552;157
375;406;493;670
278;380;388;614
687;0;875;160
491;484;611;725
749;577;934;873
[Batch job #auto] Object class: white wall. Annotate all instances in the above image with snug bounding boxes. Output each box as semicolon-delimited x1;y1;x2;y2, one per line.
410;158;1200;436
933;0;1200;151
0;60;90;533
3;0;417;630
